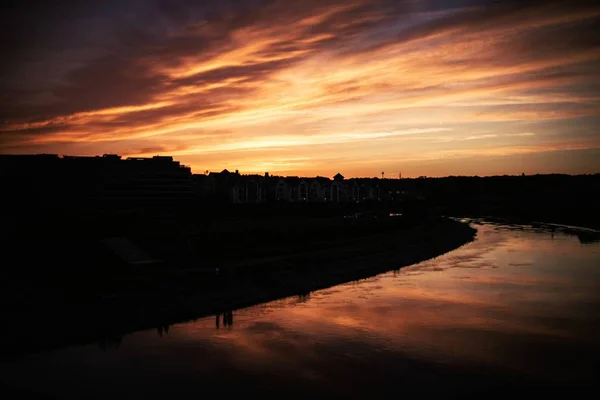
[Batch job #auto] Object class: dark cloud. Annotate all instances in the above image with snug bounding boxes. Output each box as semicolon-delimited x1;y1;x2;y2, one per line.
2;0;400;135
359;0;599;54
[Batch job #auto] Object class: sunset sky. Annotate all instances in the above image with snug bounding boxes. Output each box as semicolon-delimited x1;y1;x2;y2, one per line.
1;0;599;177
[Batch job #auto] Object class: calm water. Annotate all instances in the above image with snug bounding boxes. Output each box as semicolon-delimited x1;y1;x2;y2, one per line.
2;220;599;398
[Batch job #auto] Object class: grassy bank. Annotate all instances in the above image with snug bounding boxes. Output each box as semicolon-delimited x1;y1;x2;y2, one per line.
0;215;475;359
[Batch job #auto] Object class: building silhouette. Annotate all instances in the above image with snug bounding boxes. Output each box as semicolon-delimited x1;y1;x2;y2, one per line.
1;153;423;212
1;154;195;213
194;169;409;204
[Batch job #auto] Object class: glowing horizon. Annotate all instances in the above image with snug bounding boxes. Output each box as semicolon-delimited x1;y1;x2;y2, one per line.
1;0;599;177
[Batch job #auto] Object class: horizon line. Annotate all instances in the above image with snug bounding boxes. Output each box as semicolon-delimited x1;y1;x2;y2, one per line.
2;152;598;180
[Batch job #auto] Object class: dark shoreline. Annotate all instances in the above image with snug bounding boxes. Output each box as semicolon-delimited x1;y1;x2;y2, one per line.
1;217;476;360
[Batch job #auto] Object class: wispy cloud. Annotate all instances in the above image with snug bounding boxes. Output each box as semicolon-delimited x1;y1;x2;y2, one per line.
507;133;536;137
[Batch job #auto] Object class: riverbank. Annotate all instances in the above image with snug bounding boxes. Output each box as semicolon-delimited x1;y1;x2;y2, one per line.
462;216;600;244
0;216;475;359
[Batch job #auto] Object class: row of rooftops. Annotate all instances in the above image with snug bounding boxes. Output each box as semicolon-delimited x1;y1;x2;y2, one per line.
206;169;346;182
1;154;394;183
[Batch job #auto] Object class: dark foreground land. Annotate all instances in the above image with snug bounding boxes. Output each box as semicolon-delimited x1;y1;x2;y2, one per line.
2;173;598;359
0;210;475;359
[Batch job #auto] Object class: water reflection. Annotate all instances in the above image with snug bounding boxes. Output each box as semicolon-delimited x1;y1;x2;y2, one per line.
157;324;170;337
97;337;122;351
297;292;311;303
215;311;234;329
1;220;599;398
577;231;600;244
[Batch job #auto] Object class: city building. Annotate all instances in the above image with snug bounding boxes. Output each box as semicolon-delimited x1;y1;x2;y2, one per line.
1;153;411;210
1;154;195;212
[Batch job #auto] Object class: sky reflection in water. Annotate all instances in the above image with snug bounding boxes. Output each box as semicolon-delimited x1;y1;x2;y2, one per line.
1;221;599;397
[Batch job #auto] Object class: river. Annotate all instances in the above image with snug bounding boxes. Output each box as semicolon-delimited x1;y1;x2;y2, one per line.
1;219;599;398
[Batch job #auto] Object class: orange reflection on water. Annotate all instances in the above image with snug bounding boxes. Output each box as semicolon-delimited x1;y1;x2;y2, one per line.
166;223;600;382
1;221;599;397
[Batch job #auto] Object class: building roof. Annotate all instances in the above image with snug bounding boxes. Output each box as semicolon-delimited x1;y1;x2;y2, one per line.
313;177;332;185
